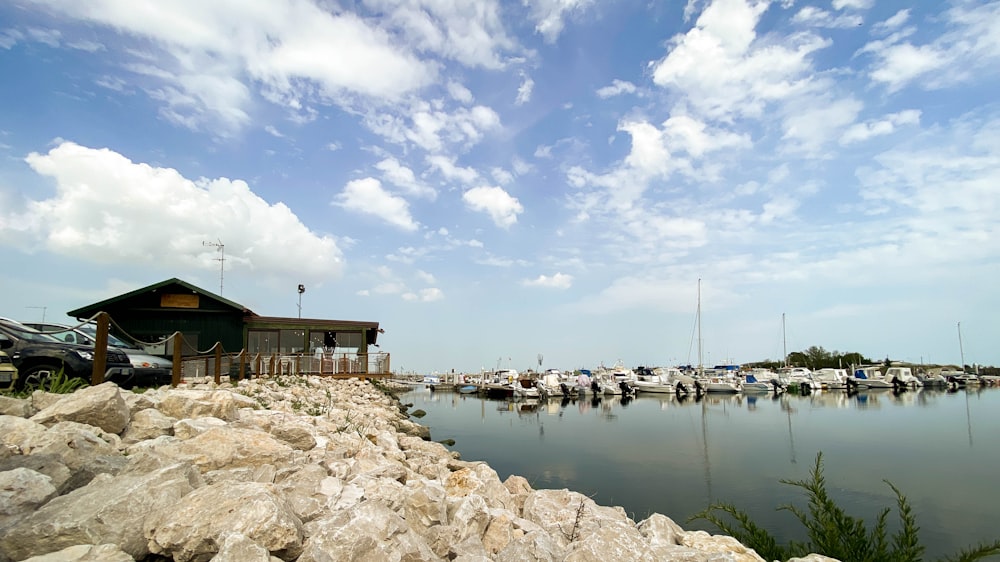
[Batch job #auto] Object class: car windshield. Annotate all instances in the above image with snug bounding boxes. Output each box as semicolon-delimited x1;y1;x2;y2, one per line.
76;324;137;349
0;321;64;343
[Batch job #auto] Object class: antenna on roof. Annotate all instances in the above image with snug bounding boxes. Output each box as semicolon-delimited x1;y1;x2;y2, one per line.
202;238;225;294
26;306;47;322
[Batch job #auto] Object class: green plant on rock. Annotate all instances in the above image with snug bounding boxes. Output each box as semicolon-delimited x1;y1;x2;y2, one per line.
41;368;89;394
689;452;1000;562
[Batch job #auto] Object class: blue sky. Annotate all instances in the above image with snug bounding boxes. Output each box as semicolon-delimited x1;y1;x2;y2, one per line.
1;0;997;375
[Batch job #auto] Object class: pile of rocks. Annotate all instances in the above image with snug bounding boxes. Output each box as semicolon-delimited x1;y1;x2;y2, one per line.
0;376;834;561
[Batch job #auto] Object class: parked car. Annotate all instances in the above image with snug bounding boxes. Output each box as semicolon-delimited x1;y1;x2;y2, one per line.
0;318;134;390
23;321;173;387
0;346;17;391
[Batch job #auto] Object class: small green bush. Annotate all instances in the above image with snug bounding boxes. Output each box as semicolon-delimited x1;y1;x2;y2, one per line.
689;452;1000;562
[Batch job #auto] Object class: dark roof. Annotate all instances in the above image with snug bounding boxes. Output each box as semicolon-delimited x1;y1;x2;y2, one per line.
248;316;382;345
66;277;254;318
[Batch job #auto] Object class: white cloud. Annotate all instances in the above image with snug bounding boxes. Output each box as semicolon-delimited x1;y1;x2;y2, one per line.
368;102;502;153
874;9;910;32
781;96;863;153
426;155;479;185
595;79;637;99
416;270;436;284
402;287;444;301
864;3;1000;93
526;0;592;43
661;115;751;157
491;167;514;185
523;273;573;289
334;178;420;232
792;6;863;29
840;110;921;145
515;72;534;105
832;0;872;9
6;141;343;281
28;0;438;133
375;157;437;199
463;185;523;228
447;81;474;104
363;0;516;69
650;0;831;121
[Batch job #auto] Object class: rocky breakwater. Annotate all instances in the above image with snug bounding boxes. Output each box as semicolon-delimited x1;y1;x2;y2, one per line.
0;376;834;562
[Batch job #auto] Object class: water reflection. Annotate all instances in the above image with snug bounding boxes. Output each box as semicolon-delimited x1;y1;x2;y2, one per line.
402;385;999;559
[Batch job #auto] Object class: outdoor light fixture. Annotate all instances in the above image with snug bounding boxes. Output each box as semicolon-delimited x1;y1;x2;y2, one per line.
297;284;305;318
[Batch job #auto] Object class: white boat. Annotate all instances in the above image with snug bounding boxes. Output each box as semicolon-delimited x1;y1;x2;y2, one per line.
513;378;540;399
812;368;851;390
697;375;742;394
536;371;564;398
779;367;822;391
885;367;921;388
633;367;693;394
742;371;776;392
915;370;948;388
851;366;892;389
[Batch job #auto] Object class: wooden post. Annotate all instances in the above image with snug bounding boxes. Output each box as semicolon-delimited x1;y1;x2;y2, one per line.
214;344;222;385
171;332;183;387
239;350;247;381
91;312;109;385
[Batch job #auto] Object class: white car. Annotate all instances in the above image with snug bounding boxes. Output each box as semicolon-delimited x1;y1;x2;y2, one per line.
23;321;173;387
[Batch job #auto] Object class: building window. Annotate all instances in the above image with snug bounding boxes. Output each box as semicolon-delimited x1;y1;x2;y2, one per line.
247;330;278;354
279;329;306;353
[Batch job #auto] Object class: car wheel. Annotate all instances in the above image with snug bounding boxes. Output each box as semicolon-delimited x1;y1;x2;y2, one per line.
17;363;62;391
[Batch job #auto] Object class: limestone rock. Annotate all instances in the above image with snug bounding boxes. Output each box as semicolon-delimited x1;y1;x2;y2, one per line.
145;480;303;562
30;382;130;434
0;462;201;560
298;501;439;562
0;377;797;562
121;407;175;443
0;467;57;531
157;389;242;420
18;543;134;562
680;530;766;561
0;394;34;417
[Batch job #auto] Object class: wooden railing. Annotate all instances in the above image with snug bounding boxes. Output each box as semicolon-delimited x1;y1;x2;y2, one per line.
88;312;391;387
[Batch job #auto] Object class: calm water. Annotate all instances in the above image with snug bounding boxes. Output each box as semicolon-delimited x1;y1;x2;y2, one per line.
402;385;1000;560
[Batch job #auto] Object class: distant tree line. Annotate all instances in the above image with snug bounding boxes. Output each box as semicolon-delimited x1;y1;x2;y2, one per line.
745;346;871;370
745;345;997;374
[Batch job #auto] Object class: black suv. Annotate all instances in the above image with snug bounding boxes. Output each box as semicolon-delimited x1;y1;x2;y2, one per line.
0;318;135;390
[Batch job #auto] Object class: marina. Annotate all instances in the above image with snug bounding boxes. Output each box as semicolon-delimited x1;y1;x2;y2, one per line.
402;383;1000;560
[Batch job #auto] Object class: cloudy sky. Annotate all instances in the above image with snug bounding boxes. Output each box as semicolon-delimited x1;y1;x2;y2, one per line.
1;0;997;374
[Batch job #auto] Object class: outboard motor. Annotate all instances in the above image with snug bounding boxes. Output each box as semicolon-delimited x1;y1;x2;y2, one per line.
771;379;786;394
676;381;689;395
694;380;704;396
891;376;907;393
591;379;601;394
560;382;570;396
619;381;635;396
846;377;859;393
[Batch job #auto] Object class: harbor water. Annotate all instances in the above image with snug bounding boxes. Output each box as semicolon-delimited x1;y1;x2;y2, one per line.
401;385;1000;560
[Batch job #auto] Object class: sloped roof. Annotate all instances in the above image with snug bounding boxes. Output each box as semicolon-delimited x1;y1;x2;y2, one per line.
67;277;254;318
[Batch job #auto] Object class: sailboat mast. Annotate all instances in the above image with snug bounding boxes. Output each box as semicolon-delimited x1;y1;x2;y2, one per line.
697;278;703;377
958;321;966;372
782;312;787;368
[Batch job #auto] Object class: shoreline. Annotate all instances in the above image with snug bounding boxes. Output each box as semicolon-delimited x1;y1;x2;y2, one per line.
0;376;833;561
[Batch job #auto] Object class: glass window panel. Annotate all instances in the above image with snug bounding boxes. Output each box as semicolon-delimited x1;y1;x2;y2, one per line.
279;329;306;353
247;330;278;354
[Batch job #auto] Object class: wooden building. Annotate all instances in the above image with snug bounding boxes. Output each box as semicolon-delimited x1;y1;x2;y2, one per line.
66;278;382;365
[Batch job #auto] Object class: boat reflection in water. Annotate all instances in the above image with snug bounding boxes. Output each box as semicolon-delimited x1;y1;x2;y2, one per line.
402;385;999;560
